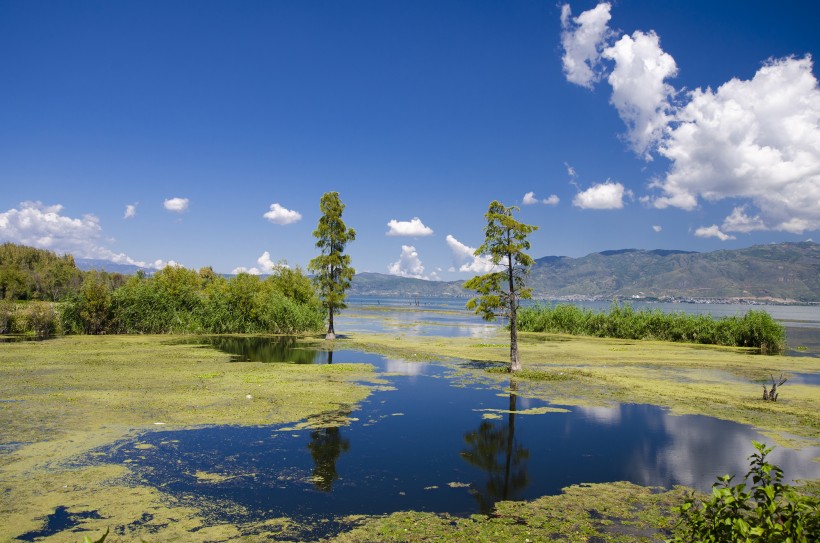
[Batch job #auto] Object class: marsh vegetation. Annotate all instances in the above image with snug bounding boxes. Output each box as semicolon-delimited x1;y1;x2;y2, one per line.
518;302;786;353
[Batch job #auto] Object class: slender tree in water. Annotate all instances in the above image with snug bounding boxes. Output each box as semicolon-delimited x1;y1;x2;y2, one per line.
308;192;356;340
464;201;538;372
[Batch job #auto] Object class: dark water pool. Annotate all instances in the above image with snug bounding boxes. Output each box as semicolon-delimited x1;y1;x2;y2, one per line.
78;338;820;540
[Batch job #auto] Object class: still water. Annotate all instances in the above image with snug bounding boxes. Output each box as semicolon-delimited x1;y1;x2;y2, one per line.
76;337;820;540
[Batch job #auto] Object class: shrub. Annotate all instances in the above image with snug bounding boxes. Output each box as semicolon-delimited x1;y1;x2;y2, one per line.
19;302;58;338
669;442;819;543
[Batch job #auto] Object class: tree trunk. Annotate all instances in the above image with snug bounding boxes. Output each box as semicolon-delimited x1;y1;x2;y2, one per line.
507;250;521;372
326;307;335;340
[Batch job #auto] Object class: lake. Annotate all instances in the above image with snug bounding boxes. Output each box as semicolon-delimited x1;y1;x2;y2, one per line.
54;330;820;541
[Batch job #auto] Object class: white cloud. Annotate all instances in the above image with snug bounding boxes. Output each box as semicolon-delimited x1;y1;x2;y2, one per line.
124;203;137;219
721;206;767;234
652;225;663;233
257;251;276;272
232;266;260;275
263;203;302;225
153;259;183;269
386;217;433;236
524;192;560;206
387;245;428;279
559;5;820;234
560;2;613;88
445;234;499;274
694;225;736;241
651;56;820;233
602;30;678;157
572;181;631;209
565;162;578;178
163;197;189;213
256;251;288;272
0;201;150;267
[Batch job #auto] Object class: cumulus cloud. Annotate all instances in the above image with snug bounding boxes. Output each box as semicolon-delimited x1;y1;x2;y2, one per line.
602;30;678;157
152;259;183;269
387;245;428;279
572;181;631;209
652;225;663;233
651;56;820;233
560;2;613;88
694;225;736;241
523;192;560;206
386;217;433;236
560;4;820;234
721;206;767;234
0;201;151;267
257;250;288;272
232;266;260;275
445;234;499;273
124;203;137;219
163;197;189;213
263;203;302;225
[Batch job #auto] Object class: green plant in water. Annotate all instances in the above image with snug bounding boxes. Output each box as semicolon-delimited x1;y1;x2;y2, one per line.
669;441;819;543
79;527;108;543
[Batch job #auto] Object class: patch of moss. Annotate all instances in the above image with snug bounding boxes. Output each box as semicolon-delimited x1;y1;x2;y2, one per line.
0;334;378;542
325;481;690;542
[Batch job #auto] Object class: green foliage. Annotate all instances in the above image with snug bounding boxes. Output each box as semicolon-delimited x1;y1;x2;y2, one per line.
517;302;786;354
464;201;538;371
19;302;58;338
0;242;82;301
59;265;323;335
79;527;109;543
0;299;12;334
669;442;819;543
308;192;356;337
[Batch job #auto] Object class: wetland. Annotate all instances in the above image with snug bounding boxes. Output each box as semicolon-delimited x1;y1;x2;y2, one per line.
1;300;818;542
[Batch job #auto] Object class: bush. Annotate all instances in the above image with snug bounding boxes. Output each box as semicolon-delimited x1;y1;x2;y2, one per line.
19;302;58;338
669;442;819;543
517;302;786;354
0;299;12;334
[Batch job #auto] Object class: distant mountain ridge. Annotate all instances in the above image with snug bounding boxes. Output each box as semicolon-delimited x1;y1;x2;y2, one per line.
74;242;820;303
349;242;820;303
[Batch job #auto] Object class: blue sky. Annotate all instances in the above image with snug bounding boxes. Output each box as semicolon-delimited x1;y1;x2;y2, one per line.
1;0;818;279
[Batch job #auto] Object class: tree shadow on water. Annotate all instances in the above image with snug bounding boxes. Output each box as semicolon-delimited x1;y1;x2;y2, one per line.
461;379;530;514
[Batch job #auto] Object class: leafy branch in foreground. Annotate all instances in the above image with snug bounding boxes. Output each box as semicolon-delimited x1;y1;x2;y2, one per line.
669;441;819;543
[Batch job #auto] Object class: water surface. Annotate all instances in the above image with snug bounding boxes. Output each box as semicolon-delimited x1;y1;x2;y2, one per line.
80;338;819;539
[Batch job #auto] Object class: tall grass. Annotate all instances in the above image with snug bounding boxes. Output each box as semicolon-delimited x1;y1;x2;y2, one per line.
517;302;786;354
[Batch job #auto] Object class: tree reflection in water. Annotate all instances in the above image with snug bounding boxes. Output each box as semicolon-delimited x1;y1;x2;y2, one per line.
307;423;350;492
461;379;530;513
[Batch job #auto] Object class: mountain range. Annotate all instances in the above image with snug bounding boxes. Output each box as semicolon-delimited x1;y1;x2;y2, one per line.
76;241;820;303
350;242;820;303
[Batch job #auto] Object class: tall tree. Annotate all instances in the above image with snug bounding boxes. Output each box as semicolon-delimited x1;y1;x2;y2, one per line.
308;192;356;339
464;201;538;372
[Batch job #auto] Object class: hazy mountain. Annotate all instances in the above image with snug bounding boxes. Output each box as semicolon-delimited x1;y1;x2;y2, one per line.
73;242;819;303
75;259;152;275
350;242;820;303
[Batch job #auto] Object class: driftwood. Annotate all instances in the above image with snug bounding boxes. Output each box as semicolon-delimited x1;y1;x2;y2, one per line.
762;373;788;402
